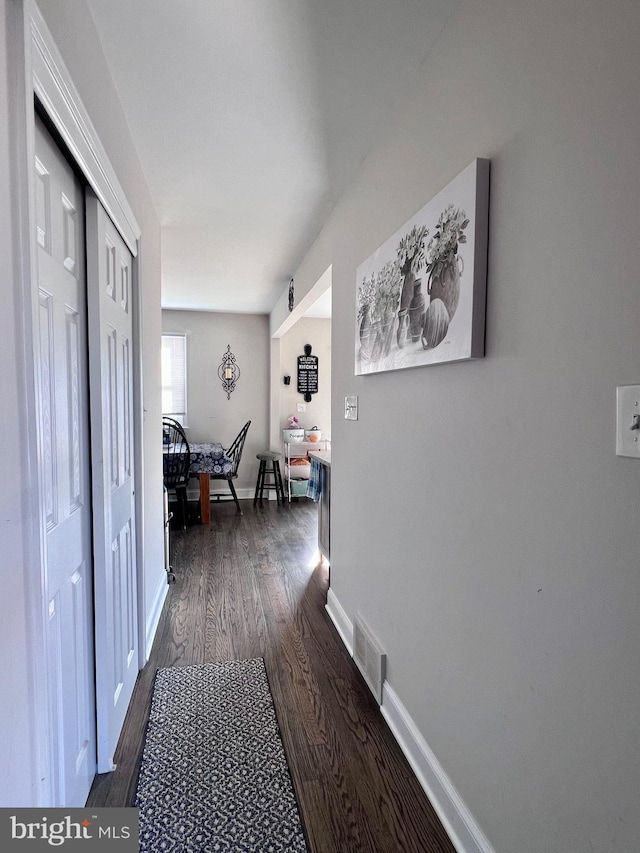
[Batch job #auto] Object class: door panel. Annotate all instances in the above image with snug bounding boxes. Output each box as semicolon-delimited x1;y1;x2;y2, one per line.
34;114;96;806
86;193;139;772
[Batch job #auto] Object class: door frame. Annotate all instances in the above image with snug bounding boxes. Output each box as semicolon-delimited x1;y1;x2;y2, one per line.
12;0;146;804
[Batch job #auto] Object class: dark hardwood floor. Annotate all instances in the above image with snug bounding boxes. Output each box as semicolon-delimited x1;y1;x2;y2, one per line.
87;499;455;853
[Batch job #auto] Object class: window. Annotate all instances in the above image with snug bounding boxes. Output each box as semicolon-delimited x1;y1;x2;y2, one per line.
162;334;187;425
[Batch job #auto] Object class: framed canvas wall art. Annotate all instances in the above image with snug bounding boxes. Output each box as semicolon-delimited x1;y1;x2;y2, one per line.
355;158;490;375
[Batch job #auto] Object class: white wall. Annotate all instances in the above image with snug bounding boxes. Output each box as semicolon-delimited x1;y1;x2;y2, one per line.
278;317;331;440
0;0;39;805
289;1;640;850
162;310;270;493
0;0;164;804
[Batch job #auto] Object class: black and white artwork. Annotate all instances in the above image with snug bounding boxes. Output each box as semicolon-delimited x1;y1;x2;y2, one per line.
355;158;490;375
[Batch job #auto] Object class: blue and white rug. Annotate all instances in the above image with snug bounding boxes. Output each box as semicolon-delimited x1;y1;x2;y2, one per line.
135;658;308;852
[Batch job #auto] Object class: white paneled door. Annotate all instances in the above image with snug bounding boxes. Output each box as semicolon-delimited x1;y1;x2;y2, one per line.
86;193;139;773
35;114;96;806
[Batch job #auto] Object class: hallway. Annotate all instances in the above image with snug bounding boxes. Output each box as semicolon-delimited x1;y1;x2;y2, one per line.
87;500;455;853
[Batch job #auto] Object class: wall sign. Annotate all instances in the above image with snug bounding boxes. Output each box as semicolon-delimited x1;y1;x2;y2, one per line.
297;344;318;403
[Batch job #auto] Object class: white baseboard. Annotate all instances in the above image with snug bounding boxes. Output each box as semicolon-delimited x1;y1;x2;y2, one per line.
253;488;279;501
184;486;255;501
144;573;169;661
325;588;353;655
325;586;494;853
210;486;254;500
381;684;494;853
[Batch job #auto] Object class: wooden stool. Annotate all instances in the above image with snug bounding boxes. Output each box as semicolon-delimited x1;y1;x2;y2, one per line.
254;451;285;506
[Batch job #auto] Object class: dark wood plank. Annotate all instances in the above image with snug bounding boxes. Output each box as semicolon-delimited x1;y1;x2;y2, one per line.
87;500;456;853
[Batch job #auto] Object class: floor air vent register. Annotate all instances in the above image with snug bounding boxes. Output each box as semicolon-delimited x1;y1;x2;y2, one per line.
353;615;386;705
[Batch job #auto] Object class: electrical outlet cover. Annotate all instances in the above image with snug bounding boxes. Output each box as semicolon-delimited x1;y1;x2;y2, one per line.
345;396;358;420
616;385;640;458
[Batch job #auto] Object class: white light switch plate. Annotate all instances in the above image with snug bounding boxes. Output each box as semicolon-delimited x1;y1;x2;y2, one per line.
616;385;640;458
345;396;358;420
297;403;306;413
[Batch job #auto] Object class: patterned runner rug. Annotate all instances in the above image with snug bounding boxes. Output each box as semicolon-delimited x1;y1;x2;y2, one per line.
135;658;308;852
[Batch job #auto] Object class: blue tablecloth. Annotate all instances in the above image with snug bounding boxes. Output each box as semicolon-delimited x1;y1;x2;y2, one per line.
188;442;233;476
165;442;233;476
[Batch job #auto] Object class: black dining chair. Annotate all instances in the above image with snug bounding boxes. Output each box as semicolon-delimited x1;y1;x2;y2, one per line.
162;417;191;529
211;420;251;515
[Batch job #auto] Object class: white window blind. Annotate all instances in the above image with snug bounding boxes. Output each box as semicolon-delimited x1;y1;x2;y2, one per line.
162;334;187;423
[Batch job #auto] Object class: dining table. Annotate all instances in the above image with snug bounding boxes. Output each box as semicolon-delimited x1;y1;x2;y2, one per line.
188;442;233;524
164;441;233;525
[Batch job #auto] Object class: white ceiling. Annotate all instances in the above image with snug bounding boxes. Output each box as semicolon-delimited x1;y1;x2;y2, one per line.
86;0;456;315
303;286;332;320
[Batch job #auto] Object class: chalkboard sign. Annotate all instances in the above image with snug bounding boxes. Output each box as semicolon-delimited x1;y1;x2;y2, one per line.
297;344;318;403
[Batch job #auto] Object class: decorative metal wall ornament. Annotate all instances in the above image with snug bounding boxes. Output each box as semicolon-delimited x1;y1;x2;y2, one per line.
288;278;295;312
218;344;240;400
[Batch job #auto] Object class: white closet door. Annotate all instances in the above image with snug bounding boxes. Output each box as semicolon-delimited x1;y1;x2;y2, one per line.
86;192;139;772
34;114;96;805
